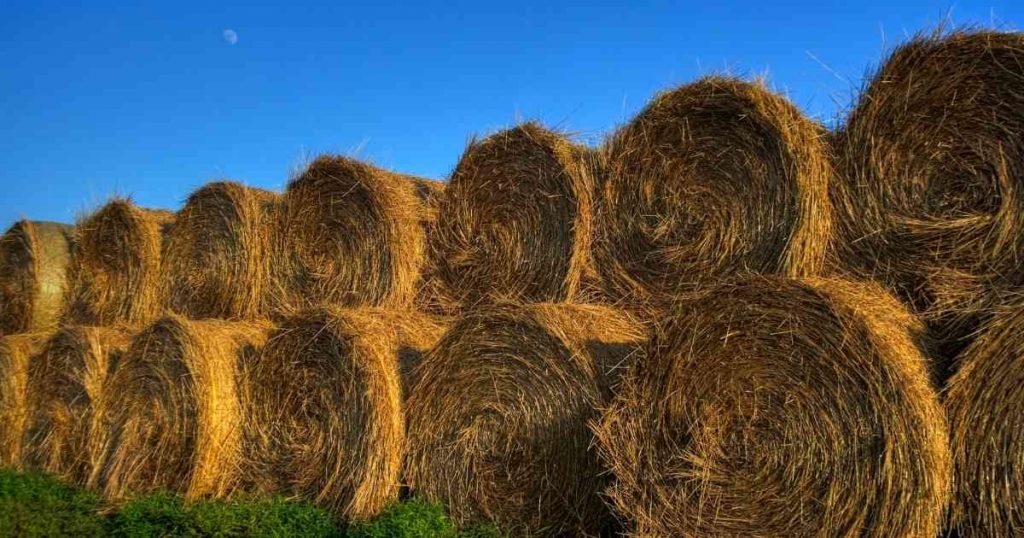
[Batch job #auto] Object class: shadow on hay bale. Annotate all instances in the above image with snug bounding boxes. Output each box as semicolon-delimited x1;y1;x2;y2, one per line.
0;333;50;468
832;30;1024;372
405;303;646;536
0;221;73;335
99;315;270;500
423;123;597;311
595;76;832;307
276;156;441;313
62;198;174;326
243;307;445;520
23;326;131;488
593;276;950;537
162;181;280;320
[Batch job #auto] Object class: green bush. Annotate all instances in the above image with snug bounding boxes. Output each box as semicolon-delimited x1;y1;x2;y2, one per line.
0;468;106;537
346;498;503;538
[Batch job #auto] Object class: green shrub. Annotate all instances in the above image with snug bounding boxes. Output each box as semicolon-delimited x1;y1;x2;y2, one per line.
0;468;106;537
346;498;503;538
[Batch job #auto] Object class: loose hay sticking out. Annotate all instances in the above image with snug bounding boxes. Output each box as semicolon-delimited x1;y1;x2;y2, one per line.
596;76;832;306
63;198;174;325
277;156;439;311
100;315;270;500
594;277;950;537
425;123;597;309
24;326;131;487
0;333;50;468
0;221;73;335
832;30;1024;367
245;307;445;520
162;182;280;320
405;303;646;535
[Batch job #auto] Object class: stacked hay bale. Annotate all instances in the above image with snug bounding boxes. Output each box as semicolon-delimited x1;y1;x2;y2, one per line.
0;221;73;335
405;303;645;535
594;277;950;537
62;198;173;325
0;333;50;468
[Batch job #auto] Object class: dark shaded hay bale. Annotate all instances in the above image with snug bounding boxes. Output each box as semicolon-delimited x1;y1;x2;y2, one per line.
0;221;73;335
594;277;950;537
596;76;832;306
424;123;597;310
100;315;270;500
63;198;174;325
162;182;280;320
244;307;445;520
0;333;49;468
832;30;1024;368
23;326;131;488
405;303;646;535
277;156;440;312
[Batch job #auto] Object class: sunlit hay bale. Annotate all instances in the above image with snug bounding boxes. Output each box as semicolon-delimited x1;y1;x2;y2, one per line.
405;303;646;535
0;333;49;468
594;276;950;537
277;156;441;312
162;181;280;320
63;198;174;325
595;76;832;307
244;307;445;520
424;123;597;310
99;315;270;500
22;326;131;488
832;30;1024;368
0;221;73;335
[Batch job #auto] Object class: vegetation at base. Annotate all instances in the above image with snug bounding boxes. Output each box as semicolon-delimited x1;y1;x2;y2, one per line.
0;468;105;537
347;496;503;537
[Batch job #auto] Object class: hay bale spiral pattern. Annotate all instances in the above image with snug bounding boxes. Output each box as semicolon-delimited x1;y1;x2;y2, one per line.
0;221;72;335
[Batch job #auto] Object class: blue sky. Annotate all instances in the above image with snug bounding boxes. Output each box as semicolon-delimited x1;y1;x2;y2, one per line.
1;1;1021;227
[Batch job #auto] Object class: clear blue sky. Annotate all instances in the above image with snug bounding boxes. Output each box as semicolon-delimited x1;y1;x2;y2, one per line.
1;1;1020;228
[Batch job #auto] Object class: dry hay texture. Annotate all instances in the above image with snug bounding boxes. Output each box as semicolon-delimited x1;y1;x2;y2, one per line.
424;122;597;310
0;333;49;468
0;221;73;335
63;198;174;325
277;156;440;312
244;307;444;520
596;76;832;306
23;326;131;488
100;315;270;500
832;30;1024;367
162;181;280;320
594;276;950;537
405;303;646;536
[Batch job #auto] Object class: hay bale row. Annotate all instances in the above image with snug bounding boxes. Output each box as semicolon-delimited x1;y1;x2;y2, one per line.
0;221;73;335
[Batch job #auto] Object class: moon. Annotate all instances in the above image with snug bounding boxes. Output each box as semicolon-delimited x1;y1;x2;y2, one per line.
223;29;238;45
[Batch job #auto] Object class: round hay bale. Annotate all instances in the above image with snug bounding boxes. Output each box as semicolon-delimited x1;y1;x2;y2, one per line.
424;123;597;309
594;276;950;537
405;303;646;535
945;302;1024;535
0;221;73;335
244;307;445;520
0;332;49;468
162;181;280;320
63;198;174;325
596;76;832;306
23;326;131;488
832;30;1024;366
99;315;270;500
277;156;439;312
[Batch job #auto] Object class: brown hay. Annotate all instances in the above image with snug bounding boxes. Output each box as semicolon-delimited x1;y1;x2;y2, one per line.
595;76;832;306
594;276;950;537
0;221;73;335
0;333;49;468
162;182;280;320
832;30;1024;368
276;156;440;312
23;326;131;487
424;123;597;310
405;303;646;535
63;198;174;325
244;307;444;520
99;315;270;499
